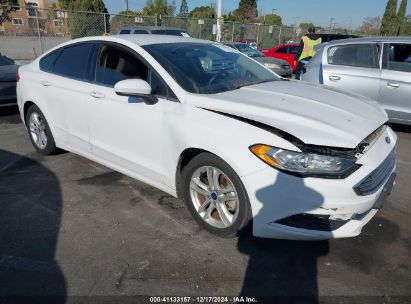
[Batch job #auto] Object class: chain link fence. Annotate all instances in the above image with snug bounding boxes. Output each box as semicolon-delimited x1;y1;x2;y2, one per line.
0;6;298;61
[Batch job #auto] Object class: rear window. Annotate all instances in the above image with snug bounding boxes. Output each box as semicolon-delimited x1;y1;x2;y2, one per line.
151;29;188;36
0;56;14;66
327;44;379;68
53;43;94;80
39;50;61;72
275;46;288;54
133;30;149;34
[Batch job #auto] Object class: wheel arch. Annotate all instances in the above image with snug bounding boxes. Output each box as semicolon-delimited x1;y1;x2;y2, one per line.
22;100;36;126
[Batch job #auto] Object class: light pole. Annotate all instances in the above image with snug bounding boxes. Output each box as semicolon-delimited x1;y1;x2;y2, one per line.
216;0;222;42
329;17;335;32
293;17;300;42
125;0;129;11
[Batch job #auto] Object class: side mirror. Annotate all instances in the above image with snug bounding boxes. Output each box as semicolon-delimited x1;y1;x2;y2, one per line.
114;79;158;105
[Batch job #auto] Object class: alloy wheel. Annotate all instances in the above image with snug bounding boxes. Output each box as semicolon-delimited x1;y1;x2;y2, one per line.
189;166;239;228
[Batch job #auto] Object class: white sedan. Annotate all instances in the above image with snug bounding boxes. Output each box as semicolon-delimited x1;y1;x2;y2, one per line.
17;35;397;240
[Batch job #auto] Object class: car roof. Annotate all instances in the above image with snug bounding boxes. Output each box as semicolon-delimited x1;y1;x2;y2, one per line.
118;26;186;31
325;36;411;45
58;35;210;48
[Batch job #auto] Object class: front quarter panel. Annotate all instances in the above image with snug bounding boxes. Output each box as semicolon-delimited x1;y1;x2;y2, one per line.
161;101;300;191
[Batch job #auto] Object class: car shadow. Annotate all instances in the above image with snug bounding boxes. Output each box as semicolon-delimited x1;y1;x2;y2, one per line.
238;173;329;304
389;123;411;134
0;150;66;301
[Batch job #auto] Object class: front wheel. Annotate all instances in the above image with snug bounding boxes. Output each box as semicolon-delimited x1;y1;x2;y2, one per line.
182;152;252;237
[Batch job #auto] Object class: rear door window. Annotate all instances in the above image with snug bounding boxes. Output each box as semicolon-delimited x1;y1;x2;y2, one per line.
119;29;131;34
39;50;61;72
53;43;94;79
327;44;379;68
384;43;411;73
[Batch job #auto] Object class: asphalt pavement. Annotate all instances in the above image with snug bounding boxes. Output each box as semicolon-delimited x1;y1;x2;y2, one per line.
0;105;410;303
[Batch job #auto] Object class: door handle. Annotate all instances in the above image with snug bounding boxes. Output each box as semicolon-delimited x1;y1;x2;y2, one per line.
40;80;51;87
387;82;400;88
90;91;105;99
329;75;341;81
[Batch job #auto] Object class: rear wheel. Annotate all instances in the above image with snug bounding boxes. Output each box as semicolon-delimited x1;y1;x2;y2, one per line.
26;104;57;155
182;152;252;237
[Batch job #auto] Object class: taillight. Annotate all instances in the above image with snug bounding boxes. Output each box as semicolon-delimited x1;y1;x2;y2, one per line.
16;73;20;82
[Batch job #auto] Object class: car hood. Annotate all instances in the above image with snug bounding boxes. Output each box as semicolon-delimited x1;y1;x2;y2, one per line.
0;65;19;81
186;80;388;149
253;56;287;65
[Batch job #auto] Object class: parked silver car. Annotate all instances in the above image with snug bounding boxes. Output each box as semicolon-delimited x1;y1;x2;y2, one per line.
302;37;411;125
224;42;293;78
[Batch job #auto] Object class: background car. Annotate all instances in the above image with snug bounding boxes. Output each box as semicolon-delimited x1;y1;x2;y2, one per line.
224;42;292;77
302;37;411;125
0;54;19;106
262;43;300;71
117;26;190;37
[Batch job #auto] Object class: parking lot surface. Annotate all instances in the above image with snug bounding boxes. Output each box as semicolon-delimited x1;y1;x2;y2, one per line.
0;105;410;302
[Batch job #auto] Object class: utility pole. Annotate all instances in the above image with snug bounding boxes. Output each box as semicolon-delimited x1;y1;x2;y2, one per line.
329;17;335;32
125;0;129;11
216;0;222;42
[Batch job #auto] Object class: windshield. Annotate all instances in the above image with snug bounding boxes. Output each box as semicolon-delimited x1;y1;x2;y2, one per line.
143;43;278;94
235;44;265;57
0;56;14;66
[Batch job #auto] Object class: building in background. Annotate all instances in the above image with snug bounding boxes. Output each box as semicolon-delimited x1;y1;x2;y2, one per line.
0;0;69;37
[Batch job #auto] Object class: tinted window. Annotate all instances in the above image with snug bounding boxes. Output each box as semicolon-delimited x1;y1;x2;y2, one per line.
386;44;411;73
95;44;148;87
275;47;288;54
0;56;14;66
149;70;168;97
119;29;131;34
151;29;185;36
328;44;378;68
133;30;149;34
39;50;60;72
53;43;94;79
288;46;299;54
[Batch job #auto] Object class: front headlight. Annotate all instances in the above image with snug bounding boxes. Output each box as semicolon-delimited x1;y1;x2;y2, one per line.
264;63;280;69
250;144;358;178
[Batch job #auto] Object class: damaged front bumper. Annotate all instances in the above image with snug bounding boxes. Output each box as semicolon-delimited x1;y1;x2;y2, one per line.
242;125;397;240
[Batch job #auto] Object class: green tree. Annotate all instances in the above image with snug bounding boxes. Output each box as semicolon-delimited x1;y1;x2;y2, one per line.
110;10;145;33
237;0;258;22
66;0;109;38
381;0;398;35
396;0;408;34
189;6;215;19
0;0;18;25
178;0;189;18
260;13;282;26
143;0;175;16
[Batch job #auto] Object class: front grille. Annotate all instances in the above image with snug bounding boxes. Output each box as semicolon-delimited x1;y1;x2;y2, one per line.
354;149;396;196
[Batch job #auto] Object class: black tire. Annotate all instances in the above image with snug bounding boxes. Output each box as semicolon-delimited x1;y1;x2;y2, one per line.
25;104;58;156
182;152;252;238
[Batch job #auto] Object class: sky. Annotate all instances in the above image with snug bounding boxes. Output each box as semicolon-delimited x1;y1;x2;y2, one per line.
105;0;411;29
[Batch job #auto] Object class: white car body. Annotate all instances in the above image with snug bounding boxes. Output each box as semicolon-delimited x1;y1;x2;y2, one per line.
17;35;397;240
